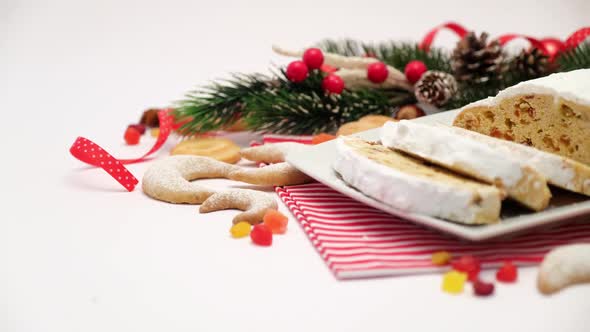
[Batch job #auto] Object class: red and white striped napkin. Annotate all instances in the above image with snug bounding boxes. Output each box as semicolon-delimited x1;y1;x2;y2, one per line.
262;135;590;280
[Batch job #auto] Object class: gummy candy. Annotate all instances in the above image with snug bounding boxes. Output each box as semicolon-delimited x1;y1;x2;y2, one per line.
128;124;146;135
496;261;518;283
473;279;495;296
124;127;141;145
250;224;273;246
230;221;251;238
263;209;288;234
442;270;467;294
150;128;160;137
451;255;481;281
431;251;452;265
312;133;337;145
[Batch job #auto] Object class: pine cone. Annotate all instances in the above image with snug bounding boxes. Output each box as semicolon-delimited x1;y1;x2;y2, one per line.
512;47;550;78
414;71;458;107
451;32;506;84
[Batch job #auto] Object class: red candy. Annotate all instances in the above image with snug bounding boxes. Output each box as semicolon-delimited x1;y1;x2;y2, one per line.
473;279;495;296
451;255;481;281
302;48;324;70
128;124;146;135
250;224;273;246
496;261;518;282
263;209;288;234
124;127;141;145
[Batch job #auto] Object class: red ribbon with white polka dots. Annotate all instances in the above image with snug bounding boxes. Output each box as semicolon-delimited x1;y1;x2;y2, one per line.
69;109;174;192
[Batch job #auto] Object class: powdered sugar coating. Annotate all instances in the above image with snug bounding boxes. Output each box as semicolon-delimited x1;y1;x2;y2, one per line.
199;189;278;224
466;69;590;108
538;244;590;294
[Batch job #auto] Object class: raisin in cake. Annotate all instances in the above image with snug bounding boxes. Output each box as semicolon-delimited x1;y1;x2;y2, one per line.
453;69;590;165
333;137;502;225
381;121;551;211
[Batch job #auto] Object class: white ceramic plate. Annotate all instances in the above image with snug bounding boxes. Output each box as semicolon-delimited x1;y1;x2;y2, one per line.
286;110;590;241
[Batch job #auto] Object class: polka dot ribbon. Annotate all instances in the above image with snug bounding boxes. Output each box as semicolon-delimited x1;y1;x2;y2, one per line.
69;109;174;192
420;22;590;59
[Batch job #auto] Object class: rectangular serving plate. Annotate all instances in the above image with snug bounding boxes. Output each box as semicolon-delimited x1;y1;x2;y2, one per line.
285;110;590;241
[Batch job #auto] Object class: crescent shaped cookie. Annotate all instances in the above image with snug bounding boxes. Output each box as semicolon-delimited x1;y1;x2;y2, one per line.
199;189;278;224
538;244;590;294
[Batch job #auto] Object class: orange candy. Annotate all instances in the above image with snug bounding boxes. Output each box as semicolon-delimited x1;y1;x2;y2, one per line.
263;209;288;234
312;133;336;145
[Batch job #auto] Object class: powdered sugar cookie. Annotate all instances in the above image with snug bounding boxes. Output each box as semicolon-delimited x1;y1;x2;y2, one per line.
142;155;311;204
199;189;278;224
240;142;305;164
171;137;241;164
538;244;590;294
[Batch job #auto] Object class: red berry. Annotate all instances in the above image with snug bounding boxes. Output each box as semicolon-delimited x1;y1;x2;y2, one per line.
451;255;481;281
302;48;324;70
322;74;345;94
124;127;141;145
496;261;518;282
367;62;389;83
250;224;273;246
128;124;146;135
473;279;495;296
404;60;427;84
286;61;309;83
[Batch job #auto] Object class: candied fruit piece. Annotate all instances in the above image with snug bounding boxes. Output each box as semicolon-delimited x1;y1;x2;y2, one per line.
128;124;146;135
431;251;452;266
473;279;495;296
150;128;160;137
250;224;273;246
312;133;337;145
230;221;251;238
124;127;141;145
263;209;288;234
451;255;481;281
496;261;518;283
442;270;467;294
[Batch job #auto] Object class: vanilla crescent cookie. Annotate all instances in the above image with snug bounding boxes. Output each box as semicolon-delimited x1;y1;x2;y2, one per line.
537;243;590;294
199;189;278;224
240;142;305;164
142;155;311;223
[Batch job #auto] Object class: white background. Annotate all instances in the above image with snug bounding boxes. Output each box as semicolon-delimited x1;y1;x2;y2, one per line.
2;0;590;331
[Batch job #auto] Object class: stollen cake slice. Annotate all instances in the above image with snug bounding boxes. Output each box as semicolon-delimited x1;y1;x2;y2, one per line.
381;120;551;211
445;124;590;196
333;136;502;225
453;69;590;165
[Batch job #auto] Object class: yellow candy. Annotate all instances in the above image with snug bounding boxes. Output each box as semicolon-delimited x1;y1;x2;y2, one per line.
431;251;452;265
230;221;251;238
150;128;160;137
442;270;467;294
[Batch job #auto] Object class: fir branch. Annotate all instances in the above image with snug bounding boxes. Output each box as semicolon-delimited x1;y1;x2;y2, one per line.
246;70;413;134
317;39;452;72
174;74;271;133
558;41;590;71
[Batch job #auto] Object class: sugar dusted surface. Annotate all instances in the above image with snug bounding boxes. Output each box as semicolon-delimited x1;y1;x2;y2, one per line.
466;69;590;109
539;244;590;293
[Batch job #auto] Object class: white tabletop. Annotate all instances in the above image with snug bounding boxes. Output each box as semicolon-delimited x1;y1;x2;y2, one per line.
2;1;590;331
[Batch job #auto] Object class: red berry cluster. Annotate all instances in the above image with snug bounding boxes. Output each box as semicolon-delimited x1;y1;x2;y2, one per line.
286;48;345;95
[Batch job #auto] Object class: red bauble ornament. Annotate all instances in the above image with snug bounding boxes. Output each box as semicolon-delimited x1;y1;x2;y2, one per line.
286;61;309;83
404;60;427;84
322;74;345;94
540;38;565;62
367;62;389;83
302;48;324;70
